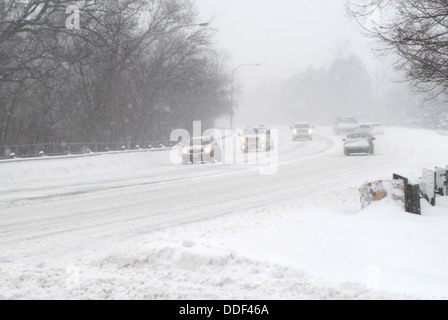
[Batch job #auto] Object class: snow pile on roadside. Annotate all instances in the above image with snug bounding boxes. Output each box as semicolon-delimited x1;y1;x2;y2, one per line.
0;150;172;184
0;241;393;300
2;185;446;300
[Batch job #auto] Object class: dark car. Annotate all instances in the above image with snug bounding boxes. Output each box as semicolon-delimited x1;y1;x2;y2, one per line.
181;136;222;164
343;133;376;156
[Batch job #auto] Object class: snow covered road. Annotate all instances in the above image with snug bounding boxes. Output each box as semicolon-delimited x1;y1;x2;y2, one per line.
0;126;447;299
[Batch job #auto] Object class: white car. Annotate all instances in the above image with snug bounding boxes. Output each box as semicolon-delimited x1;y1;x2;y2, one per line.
333;116;358;135
290;122;314;141
181;136;222;164
358;123;374;134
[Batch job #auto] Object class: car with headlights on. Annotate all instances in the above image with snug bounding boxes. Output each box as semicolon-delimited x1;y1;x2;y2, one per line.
343;132;376;156
290;122;314;141
181;136;222;164
241;126;274;153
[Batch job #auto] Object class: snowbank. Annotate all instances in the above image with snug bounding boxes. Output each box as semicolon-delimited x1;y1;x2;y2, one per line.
0;149;172;184
1;186;446;300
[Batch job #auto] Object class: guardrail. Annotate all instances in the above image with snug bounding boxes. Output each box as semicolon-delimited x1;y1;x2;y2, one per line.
0;141;175;161
0;129;234;161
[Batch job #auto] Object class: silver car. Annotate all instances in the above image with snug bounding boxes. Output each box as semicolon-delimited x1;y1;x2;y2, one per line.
343;133;376;156
241;126;274;153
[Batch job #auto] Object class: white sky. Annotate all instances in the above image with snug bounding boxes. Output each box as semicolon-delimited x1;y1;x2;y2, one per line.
195;0;378;85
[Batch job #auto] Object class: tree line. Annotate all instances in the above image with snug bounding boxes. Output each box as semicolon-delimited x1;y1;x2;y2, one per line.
0;0;230;147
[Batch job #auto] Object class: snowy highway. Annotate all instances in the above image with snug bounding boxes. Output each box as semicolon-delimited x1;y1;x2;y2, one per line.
1;126;447;299
1;126;433;203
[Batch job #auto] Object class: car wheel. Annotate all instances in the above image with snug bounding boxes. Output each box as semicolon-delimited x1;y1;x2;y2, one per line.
344;150;350;156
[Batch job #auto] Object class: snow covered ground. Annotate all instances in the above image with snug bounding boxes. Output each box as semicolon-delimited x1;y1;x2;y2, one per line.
0;126;447;299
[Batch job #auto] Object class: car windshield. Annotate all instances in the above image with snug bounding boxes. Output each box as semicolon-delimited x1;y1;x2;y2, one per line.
189;138;211;146
294;123;310;129
347;133;371;139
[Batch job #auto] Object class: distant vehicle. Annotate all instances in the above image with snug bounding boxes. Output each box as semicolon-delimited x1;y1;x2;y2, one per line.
181;136;222;164
333;116;358;135
357;123;374;135
290;122;314;141
241;126;274;153
371;123;385;135
343;132;376;156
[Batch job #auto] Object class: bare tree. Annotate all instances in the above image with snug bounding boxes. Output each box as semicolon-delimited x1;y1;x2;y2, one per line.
346;0;448;95
0;0;230;147
0;0;88;144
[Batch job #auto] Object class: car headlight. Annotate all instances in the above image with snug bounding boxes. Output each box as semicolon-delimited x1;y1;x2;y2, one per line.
242;137;247;143
293;129;298;135
308;129;313;135
204;147;212;154
182;148;189;155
